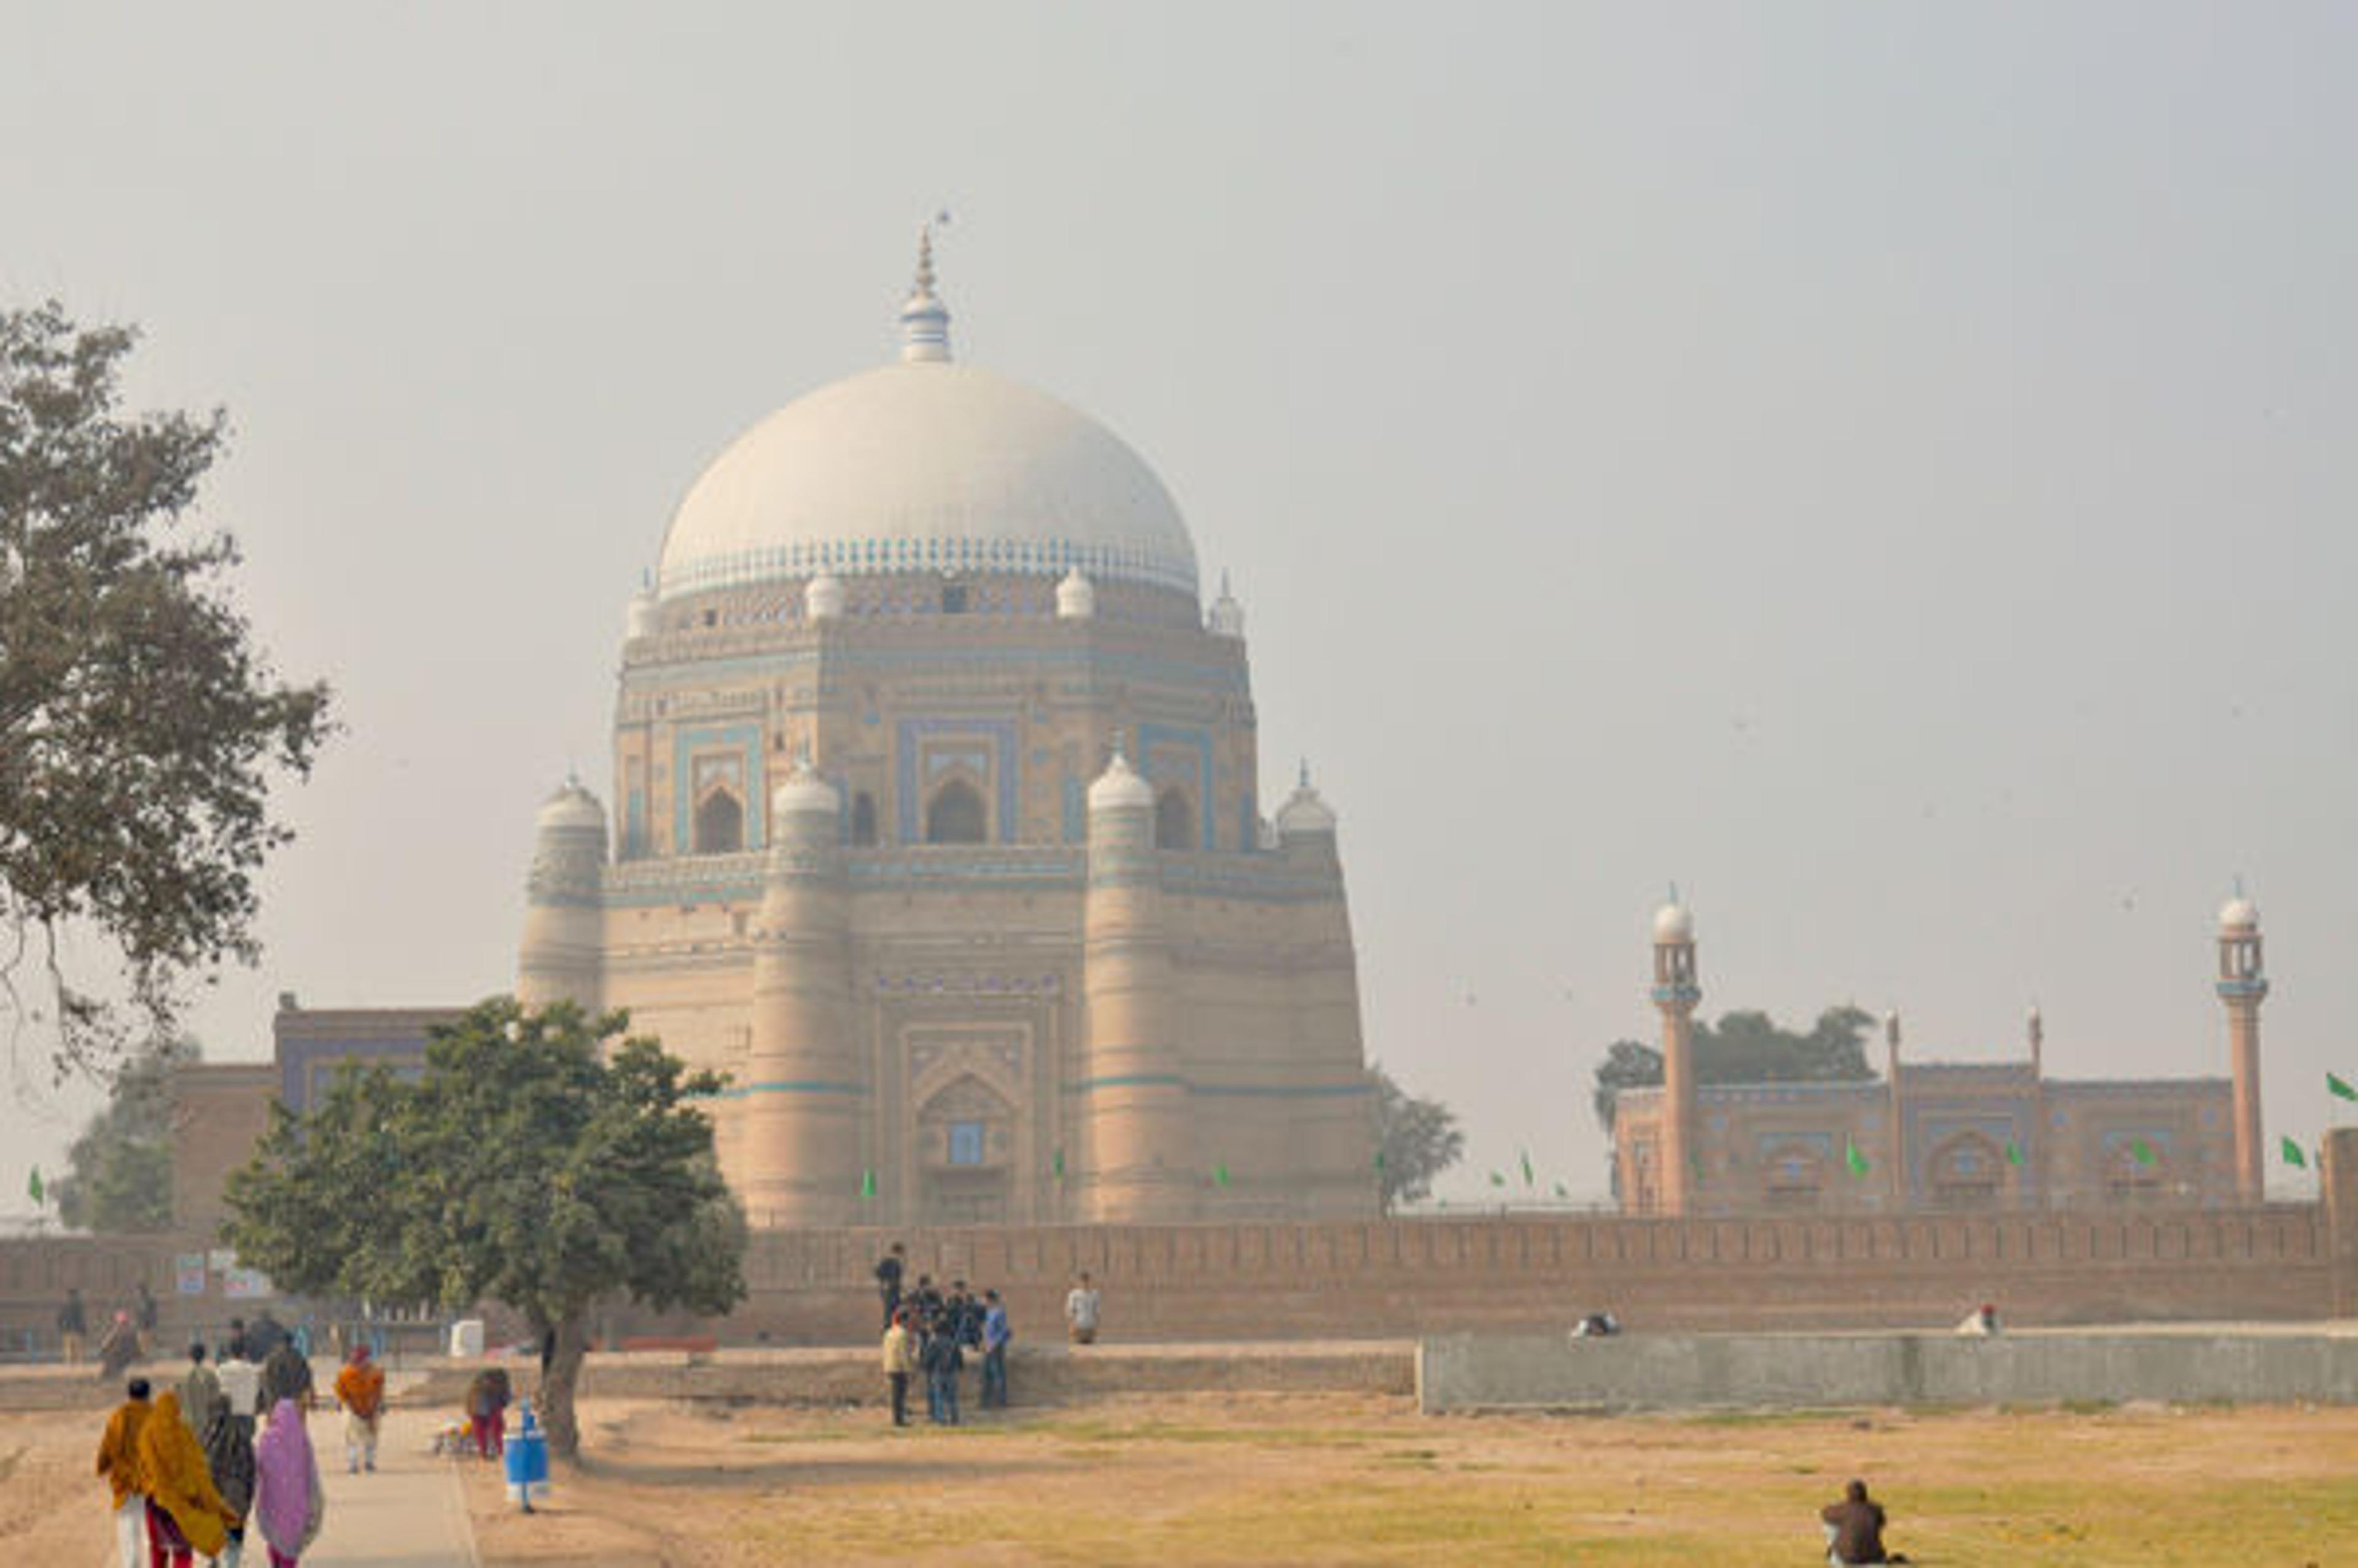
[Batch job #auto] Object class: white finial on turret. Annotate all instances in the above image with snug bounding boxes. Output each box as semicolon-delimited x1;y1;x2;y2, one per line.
900;212;954;363
1208;570;1245;637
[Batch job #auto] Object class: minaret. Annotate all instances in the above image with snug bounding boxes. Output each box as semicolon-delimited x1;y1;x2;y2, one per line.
518;777;607;1011
1273;764;1379;1217
1078;743;1196;1222
2023;1004;2045;1205
1651;893;1700;1216
2217;890;2270;1205
742;759;861;1226
1884;1011;1905;1210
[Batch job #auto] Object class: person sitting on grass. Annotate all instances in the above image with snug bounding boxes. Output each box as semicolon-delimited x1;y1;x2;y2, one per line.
1820;1478;1907;1565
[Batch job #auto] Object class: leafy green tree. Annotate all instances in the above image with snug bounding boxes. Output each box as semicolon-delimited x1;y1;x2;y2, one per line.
52;1033;200;1231
222;998;746;1459
0;303;332;1077
1591;1004;1877;1130
1372;1063;1465;1212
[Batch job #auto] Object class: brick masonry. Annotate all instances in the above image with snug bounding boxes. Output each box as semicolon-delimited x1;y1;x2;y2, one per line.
12;1130;2351;1356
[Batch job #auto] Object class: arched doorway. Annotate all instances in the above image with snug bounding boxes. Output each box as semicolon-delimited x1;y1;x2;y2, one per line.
693;788;744;854
1154;787;1194;850
925;778;987;844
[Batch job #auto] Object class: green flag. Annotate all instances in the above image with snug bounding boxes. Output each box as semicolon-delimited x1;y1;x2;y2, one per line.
1519;1150;1534;1188
2281;1136;2308;1169
2130;1138;2157;1168
1213;1162;1231;1189
1488;1170;1505;1187
1845;1141;1870;1177
2004;1139;2025;1167
1374;1148;1385;1173
26;1167;42;1206
859;1167;876;1199
1052;1147;1066;1180
2330;1072;2358;1103
1552;1182;1568;1198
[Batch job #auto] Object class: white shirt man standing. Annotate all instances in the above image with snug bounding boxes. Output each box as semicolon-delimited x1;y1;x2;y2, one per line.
1064;1271;1102;1345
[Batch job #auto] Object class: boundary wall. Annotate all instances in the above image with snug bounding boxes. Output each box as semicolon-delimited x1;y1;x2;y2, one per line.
1417;1330;2358;1413
6;1124;2352;1353
714;1203;2335;1346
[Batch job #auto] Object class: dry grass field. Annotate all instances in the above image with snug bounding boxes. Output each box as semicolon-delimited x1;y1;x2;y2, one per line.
452;1394;2358;1567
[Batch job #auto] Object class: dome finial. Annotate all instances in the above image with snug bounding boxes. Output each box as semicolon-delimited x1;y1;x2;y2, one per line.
900;212;953;363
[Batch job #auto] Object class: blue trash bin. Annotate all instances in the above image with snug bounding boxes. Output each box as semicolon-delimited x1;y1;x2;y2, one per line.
504;1397;551;1512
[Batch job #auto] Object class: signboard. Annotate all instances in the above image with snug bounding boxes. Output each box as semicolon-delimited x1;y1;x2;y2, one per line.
222;1267;273;1301
208;1248;236;1273
175;1254;206;1297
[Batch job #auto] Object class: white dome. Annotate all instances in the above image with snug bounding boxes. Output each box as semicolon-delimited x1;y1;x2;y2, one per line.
656;360;1198;601
537;778;606;833
771;759;841;820
1654;902;1694;943
2219;896;2260;932
1275;774;1337;837
1088;750;1155;813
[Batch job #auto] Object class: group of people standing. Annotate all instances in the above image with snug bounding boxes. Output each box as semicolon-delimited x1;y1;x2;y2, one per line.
874;1244;1013;1426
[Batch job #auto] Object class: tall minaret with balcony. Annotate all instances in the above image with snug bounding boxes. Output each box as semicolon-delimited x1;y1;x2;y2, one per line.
1651;893;1701;1216
2217;890;2270;1205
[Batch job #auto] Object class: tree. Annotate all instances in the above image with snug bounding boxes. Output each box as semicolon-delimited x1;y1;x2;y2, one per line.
1591;1005;1877;1130
1372;1063;1465;1212
51;1033;200;1232
0;303;332;1077
222;998;747;1459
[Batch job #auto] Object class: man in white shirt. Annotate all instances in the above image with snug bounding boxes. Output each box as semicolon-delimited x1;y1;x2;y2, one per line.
1064;1271;1102;1345
215;1334;263;1423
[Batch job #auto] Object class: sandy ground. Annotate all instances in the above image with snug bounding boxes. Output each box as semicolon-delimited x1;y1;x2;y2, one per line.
14;1394;2356;1566
440;1393;2358;1568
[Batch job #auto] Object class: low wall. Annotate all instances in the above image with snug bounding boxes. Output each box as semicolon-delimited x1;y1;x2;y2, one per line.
3;1203;2344;1359
1416;1330;2358;1414
704;1205;2337;1348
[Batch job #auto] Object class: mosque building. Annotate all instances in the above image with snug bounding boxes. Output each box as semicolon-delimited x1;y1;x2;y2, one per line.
515;231;1377;1228
1609;893;2270;1214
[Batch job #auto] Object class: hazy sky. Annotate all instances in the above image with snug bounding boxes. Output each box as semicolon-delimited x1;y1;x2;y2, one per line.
4;2;2352;1217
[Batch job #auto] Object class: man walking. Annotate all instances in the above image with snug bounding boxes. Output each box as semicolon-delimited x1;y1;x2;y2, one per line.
333;1345;385;1473
179;1343;220;1435
881;1309;917;1427
980;1289;1011;1409
1064;1271;1102;1345
216;1334;262;1424
93;1376;154;1568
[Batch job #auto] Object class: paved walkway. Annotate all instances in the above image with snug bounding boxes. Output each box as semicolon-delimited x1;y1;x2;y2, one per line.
307;1407;480;1567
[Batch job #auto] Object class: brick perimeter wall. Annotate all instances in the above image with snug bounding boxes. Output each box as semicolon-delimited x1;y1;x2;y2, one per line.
7;1200;2346;1354
695;1203;2337;1347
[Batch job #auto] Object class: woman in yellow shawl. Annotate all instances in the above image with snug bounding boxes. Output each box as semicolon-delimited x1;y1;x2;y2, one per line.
134;1388;235;1564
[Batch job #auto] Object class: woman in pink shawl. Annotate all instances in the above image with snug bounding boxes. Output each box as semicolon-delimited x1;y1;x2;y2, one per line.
252;1398;325;1566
